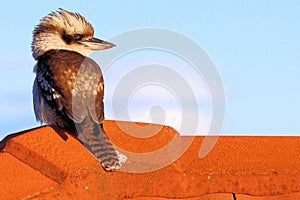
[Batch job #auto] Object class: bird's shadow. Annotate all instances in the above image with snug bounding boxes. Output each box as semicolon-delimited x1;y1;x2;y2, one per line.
0;125;69;152
50;125;69;141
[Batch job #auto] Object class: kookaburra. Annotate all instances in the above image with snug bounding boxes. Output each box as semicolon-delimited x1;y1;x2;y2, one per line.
32;8;126;171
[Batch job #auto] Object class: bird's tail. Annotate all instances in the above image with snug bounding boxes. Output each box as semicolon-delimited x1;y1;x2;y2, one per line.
77;117;127;171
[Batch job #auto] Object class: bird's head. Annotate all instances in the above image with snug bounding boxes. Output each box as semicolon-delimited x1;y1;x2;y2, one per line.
32;8;115;60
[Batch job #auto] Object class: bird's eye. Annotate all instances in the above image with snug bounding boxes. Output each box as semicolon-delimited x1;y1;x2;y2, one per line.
72;34;82;40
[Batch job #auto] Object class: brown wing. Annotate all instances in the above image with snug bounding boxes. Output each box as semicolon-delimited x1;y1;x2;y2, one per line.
36;49;104;124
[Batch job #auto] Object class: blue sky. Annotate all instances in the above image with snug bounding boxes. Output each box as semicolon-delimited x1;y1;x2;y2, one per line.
1;0;300;139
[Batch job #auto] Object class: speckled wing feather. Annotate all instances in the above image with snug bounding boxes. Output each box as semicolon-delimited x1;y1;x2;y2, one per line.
34;49;126;170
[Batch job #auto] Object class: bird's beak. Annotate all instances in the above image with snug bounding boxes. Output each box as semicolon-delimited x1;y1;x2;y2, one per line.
79;38;116;50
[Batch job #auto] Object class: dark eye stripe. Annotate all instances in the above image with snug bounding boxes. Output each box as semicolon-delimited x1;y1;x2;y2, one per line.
62;31;83;44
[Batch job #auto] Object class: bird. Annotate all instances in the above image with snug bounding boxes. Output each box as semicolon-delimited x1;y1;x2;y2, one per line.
31;8;127;171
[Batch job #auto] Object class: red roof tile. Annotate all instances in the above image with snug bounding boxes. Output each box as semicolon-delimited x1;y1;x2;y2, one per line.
0;120;299;199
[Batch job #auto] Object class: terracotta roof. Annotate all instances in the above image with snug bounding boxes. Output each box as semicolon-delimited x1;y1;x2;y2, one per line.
0;120;299;199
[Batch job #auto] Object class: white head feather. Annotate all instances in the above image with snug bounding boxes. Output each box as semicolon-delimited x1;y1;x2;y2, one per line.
32;9;95;59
